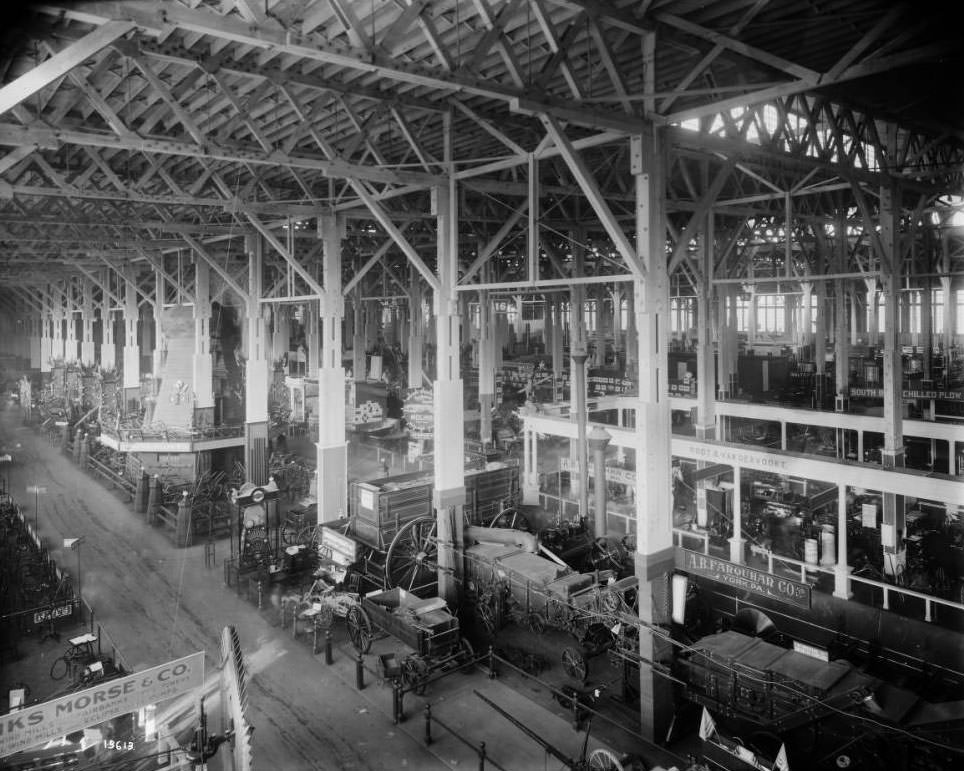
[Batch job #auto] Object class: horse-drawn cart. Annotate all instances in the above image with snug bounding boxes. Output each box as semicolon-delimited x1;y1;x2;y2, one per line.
346;587;474;693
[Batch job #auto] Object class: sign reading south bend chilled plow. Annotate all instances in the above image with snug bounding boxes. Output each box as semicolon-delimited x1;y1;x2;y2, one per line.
0;652;204;758
675;548;811;609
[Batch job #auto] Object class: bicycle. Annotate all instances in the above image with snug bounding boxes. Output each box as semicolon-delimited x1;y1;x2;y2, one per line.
49;632;97;681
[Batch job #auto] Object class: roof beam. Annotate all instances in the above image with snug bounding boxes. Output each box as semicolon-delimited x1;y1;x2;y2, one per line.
539;114;644;279
0;20;136;117
460;202;528;283
0;122;442;187
243;212;325;299
342;239;394;296
35;2;640;135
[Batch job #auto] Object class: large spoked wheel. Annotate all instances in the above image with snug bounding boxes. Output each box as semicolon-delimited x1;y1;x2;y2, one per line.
489;508;531;532
562;646;588;682
385;515;439;597
346;606;372;654
591;537;625;571
587;748;627;771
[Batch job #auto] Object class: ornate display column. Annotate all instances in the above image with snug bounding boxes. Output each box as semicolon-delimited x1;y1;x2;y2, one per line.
244;235;271;485
121;265;140;404
630;129;674;744
192;258;214;426
315;213;348;522
433;177;466;607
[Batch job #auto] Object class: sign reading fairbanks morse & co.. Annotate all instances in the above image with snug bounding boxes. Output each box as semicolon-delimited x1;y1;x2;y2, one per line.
0;651;204;758
675;548;811;609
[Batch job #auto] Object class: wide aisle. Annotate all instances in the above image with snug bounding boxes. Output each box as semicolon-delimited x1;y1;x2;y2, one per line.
0;405;454;770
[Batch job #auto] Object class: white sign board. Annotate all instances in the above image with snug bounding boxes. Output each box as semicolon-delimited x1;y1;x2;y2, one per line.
0;652;204;758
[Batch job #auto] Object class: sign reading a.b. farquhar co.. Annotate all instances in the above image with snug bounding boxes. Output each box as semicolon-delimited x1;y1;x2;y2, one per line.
675;548;811;609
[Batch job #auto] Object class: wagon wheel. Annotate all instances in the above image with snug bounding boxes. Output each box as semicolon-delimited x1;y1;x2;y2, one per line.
587;748;626;771
385;515;439;596
562;646;588;683
346;606;372;654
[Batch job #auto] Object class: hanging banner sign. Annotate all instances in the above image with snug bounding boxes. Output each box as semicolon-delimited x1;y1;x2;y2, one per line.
675;548;811;609
849;387;964;401
559;458;636;485
0;651;204;759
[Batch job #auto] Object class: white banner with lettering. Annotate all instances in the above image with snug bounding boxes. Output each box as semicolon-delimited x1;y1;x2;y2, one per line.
0;651;205;758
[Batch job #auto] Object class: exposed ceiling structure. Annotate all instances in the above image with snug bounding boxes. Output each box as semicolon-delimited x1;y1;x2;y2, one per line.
0;0;961;315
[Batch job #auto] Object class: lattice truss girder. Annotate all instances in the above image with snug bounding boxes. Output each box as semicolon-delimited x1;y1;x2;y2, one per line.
0;0;961;300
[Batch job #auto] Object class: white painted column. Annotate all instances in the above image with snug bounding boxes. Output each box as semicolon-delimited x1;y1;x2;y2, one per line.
64;280;79;362
50;283;65;364
100;306;115;372
433;174;466;607
245;235;271;485
29;313;41;370
316;213;348;522
152;270;164;377
40;305;52;372
80;279;96;365
834;483;852;598
630;128;674;743
305;300;320;379
351;296;366;382
192;258;214;412
478;290;496;446
407;279;424;389
122;266;140;395
878;177;905;572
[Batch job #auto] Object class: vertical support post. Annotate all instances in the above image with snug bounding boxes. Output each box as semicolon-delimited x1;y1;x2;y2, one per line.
729;465;743;564
316;213;348;522
245;235;271;484
192;257;214;426
433;157;466;608
356;652;365;690
879;172;905;576
630;126;675;744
